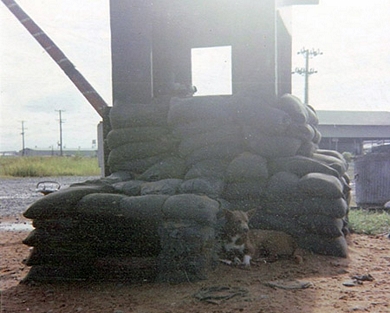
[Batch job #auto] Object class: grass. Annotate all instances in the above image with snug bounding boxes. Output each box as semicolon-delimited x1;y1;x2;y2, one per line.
0;156;100;177
348;209;390;235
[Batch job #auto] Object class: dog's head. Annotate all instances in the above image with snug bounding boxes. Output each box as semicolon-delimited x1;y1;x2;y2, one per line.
222;209;256;235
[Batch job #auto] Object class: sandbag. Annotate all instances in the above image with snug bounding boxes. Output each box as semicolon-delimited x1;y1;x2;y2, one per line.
179;178;225;199
286;123;315;142
296;141;318;157
259;200;305;217
302;197;348;218
108;155;167;174
69;172;133;187
269;156;340;178
342;172;351;185
172;119;236;138
222;179;267;200
21;264;91;282
23;185;115;220
168;96;235;125
229;86;277;108
295;235;348;257
316;149;346;161
23;228;131;249
25;235;160;265
225;152;268;183
237;104;292;135
312;153;348;176
109;101;169;129
277;94;308;124
306;105;319;126
24;246;97;267
76;194;168;222
107;140;177;165
312;127;322;144
141;179;183;196
157;221;216;282
185;142;244;166
249;210;305;237
297;173;344;199
58;219;161;253
162;194;220;226
178;125;242;157
75;193;128;216
185;159;229;180
106;127;170;149
297;214;344;237
32;218;79;231
222;198;262;212
23;229;73;247
137;157;186;181
265;172;300;201
112;180;144;196
246;134;302;158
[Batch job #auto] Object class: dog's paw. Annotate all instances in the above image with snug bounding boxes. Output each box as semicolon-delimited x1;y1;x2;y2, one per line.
219;259;233;266
242;255;252;267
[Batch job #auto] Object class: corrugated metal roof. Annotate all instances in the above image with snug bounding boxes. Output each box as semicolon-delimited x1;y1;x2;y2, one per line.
317;125;390;138
317;111;390;126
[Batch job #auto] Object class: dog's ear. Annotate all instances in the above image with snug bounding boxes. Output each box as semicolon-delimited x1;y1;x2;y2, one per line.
246;209;257;219
222;208;233;218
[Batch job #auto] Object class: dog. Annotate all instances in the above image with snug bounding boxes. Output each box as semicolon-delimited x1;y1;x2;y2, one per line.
220;209;302;266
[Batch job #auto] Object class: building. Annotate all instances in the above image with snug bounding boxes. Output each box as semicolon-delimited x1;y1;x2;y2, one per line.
16;148;97;157
316;110;390;154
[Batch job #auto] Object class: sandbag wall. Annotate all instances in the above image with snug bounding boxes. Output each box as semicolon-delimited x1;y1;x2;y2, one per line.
22;181;219;283
22;92;350;283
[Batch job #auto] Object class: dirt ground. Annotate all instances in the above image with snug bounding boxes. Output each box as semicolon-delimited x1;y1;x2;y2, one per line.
1;215;390;313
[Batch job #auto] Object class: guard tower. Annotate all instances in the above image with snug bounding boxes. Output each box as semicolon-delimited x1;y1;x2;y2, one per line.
110;0;318;104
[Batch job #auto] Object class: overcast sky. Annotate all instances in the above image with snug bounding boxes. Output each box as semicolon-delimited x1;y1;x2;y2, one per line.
1;0;389;152
0;0;111;152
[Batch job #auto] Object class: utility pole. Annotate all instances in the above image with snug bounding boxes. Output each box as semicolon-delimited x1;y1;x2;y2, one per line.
293;47;322;104
56;110;65;156
20;120;26;156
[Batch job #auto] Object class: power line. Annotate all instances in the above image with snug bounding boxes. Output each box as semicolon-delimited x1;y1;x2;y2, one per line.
293;47;322;104
20;120;26;156
55;110;65;156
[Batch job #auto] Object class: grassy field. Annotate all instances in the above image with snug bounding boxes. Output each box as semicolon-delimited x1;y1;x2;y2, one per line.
348;209;390;235
0;156;100;177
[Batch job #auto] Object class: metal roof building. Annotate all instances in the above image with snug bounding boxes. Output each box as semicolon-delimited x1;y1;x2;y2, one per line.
316;110;390;154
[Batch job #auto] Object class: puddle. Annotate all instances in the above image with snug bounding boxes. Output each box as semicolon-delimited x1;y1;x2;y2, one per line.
0;222;33;231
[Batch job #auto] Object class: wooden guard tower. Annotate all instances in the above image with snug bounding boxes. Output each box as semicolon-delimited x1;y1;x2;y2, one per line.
110;0;318;104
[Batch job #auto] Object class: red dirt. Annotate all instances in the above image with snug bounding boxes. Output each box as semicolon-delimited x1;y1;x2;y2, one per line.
1;215;390;313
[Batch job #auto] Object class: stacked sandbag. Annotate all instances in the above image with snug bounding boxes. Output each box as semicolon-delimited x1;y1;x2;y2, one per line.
277;94;321;157
168;93;349;257
169;96;242;199
157;194;220;282
222;152;268;209
22;184;168;282
22;181;220;282
21;92;351;283
107;97;185;180
234;93;320;159
250;150;350;257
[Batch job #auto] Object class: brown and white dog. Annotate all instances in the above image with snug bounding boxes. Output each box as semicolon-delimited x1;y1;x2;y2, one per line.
220;209;302;266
